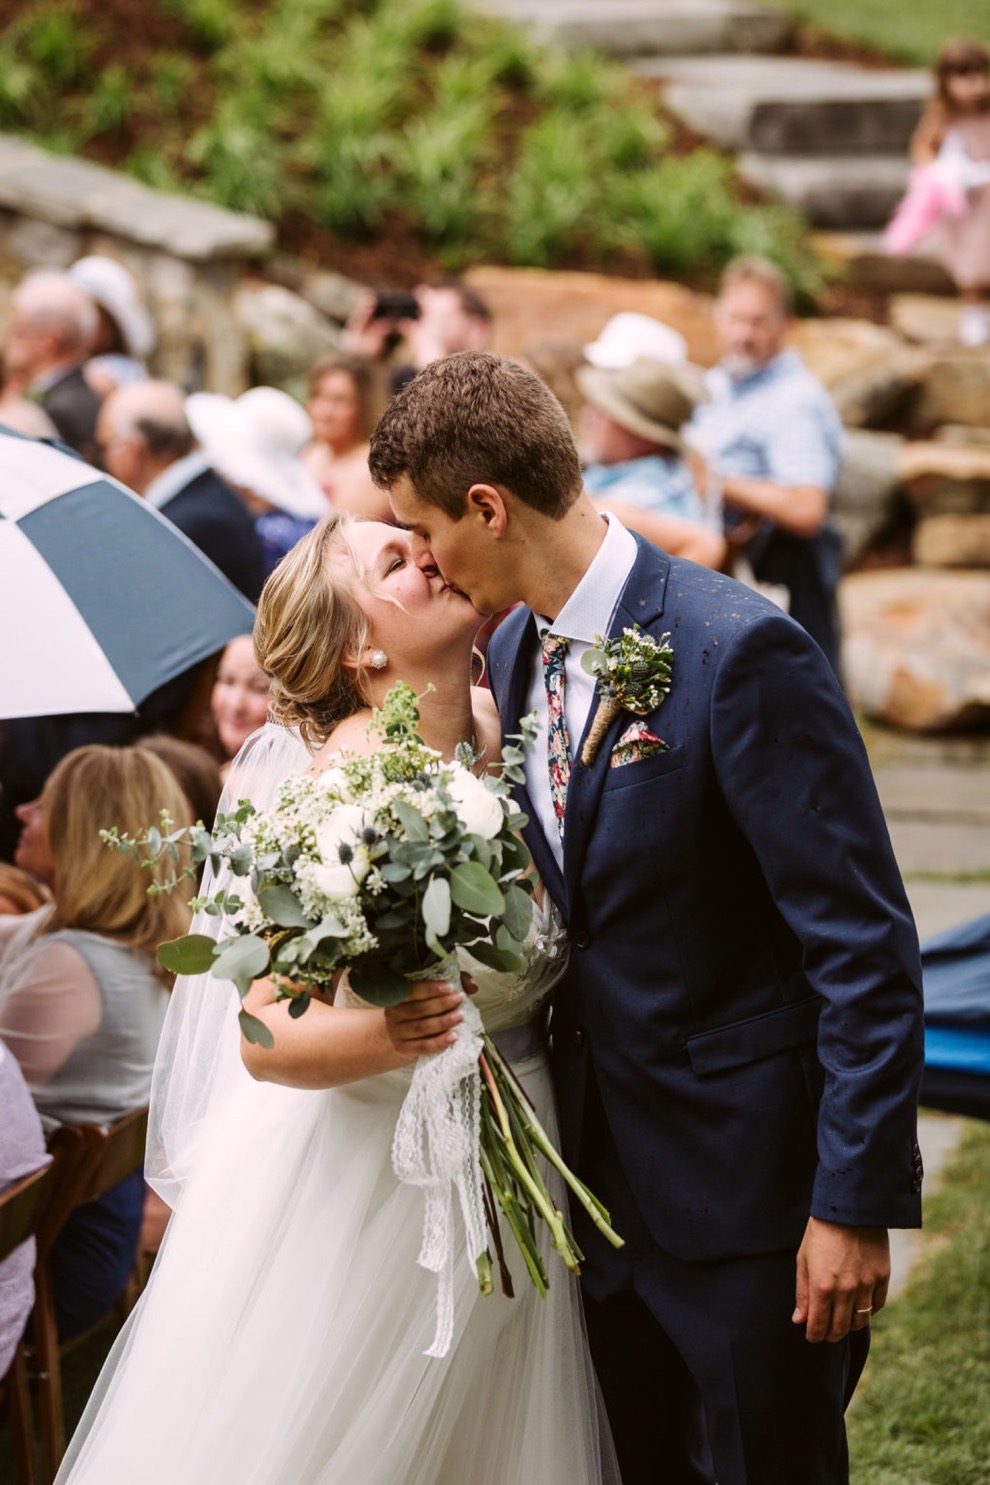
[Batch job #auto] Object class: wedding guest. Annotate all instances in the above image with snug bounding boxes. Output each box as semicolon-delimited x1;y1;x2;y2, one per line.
186;386;328;576
344;276;493;393
1;271;102;463
689;256;844;673
302;353;392;521
68;255;155;396
96;380;266;602
577;356;726;569
208;636;272;778
0;1039;47;1378
0;746;193;1338
137;735;224;830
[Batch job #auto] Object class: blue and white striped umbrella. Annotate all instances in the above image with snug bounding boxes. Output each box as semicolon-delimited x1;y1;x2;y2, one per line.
0;427;256;719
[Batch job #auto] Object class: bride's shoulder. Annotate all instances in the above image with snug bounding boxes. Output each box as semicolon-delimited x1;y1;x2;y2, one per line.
470;686;502;765
308;711;373;773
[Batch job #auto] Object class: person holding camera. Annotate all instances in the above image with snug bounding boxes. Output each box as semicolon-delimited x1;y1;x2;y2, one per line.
343;277;493;393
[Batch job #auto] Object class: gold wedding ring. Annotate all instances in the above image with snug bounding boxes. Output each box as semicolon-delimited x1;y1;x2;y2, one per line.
854;1306;873;1315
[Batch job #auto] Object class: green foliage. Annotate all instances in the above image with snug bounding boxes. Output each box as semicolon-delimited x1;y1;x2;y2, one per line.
772;0;990;68
847;1121;990;1483
0;0;824;292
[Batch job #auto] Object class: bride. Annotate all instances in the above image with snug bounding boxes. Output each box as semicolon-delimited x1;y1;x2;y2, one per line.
56;515;617;1485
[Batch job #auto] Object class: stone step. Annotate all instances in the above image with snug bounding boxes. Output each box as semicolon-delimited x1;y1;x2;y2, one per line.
475;0;793;57
634;55;928;154
737;152;910;228
812;231;955;296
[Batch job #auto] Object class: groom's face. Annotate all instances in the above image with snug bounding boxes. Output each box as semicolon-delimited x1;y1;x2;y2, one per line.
389;474;507;616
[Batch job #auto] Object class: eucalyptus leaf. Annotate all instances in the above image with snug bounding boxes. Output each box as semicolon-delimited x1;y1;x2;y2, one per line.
238;1008;274;1049
450;861;504;918
422;875;451;943
502;883;534;941
212;934;271;991
157;933;218;976
229;844;254;876
392;799;429;842
349;962;412;1007
257;883;311;928
288;990;312;1019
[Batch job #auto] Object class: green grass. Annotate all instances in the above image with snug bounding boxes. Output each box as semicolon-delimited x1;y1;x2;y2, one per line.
774;0;990;67
847;1119;990;1483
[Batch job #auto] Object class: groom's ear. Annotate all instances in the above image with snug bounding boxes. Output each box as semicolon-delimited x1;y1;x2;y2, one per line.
465;482;508;536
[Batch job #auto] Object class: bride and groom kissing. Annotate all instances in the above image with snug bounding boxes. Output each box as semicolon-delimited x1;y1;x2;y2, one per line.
60;351;924;1485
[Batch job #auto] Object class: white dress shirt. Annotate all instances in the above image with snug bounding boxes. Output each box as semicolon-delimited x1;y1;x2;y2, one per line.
522;514;638;866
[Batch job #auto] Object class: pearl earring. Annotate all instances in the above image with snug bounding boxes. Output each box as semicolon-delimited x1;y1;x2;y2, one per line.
368;650;388;670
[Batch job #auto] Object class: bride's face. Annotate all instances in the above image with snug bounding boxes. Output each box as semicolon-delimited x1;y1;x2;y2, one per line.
336;522;480;665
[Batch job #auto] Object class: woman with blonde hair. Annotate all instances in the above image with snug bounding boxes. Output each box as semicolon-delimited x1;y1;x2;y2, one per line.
0;745;193;1338
302;352;393;521
55;515;617;1485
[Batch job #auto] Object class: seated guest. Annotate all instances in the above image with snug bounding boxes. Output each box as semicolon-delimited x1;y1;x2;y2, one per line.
0;1040;47;1378
577;357;726;569
68;255;155;398
302;353;391;521
1;270;102;464
208;635;272;779
97;380;266;602
186;387;328;576
689;255;844;673
0;746;192;1338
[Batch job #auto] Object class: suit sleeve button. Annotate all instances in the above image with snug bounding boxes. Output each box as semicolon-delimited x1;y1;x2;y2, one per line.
574;930;591;949
573;1028;586;1047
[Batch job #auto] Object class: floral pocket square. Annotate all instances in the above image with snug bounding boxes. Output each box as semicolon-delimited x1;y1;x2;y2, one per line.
608;721;668;769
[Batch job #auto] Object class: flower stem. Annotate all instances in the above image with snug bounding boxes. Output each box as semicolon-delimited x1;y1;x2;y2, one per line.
580;696;622;766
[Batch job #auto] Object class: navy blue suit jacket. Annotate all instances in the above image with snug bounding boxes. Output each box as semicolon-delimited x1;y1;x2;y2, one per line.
488;537;924;1263
160;468;266;604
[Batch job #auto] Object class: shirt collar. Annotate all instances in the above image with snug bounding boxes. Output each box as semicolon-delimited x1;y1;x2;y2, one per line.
532;512;638;644
143;450;212;510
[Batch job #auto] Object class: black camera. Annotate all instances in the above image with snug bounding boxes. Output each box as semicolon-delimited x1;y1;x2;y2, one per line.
371;290;421;322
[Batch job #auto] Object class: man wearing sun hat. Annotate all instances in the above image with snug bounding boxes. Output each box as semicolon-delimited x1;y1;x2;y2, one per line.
575;356;725;569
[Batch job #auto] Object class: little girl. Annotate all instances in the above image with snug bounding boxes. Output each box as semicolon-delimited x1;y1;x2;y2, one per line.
884;38;990;346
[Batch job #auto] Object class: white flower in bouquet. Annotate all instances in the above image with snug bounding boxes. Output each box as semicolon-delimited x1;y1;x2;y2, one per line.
443;764;505;840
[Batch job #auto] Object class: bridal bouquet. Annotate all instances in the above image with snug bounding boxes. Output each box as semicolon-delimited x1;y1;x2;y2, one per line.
104;684;621;1353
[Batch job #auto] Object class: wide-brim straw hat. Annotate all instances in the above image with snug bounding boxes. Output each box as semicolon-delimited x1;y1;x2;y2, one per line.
68;255;156;361
576;357;701;454
186;387;328;520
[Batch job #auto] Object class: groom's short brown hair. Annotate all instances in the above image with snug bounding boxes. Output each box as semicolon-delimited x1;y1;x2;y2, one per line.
368;350;583;520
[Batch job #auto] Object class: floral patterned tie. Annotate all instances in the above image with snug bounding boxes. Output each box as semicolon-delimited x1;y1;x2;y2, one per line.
542;632;571;840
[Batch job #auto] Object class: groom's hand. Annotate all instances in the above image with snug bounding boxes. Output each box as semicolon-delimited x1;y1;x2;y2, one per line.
383;979;465;1062
793;1216;890;1343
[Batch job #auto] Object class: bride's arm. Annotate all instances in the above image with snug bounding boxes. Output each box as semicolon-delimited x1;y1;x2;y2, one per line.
240;976;464;1088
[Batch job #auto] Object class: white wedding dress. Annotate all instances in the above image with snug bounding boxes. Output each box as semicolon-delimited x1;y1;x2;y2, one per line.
55;727;617;1485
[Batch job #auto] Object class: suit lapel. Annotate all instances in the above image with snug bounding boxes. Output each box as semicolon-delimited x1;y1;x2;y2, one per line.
563;538;671;904
491;606;568;914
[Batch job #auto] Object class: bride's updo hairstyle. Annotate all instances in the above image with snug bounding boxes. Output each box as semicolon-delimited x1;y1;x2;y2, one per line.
254;514;372;747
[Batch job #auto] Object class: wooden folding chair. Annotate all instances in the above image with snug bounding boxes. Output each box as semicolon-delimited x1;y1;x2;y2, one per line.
0;1159;58;1485
29;1107;151;1484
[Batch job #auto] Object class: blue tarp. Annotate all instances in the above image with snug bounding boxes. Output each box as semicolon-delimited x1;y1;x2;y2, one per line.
921;914;990;1120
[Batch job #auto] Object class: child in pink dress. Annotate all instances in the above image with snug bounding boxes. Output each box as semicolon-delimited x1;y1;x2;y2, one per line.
885;38;990;346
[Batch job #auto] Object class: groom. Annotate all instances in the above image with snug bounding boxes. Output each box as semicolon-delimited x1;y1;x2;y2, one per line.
370;352;925;1485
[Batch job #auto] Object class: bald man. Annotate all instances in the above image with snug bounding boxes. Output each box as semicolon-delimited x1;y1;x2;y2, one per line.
3;271;102;462
97;380;265;602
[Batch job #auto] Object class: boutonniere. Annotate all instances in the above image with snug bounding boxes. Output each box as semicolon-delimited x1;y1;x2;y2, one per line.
580;625;673;766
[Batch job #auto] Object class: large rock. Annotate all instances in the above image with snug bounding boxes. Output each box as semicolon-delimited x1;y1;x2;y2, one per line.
736;153;910;230
914;514;990;568
840;568;990;730
913;351;990;430
233;279;342;387
478;0;793;56
811;231;954;297
888;293;966;345
464;265;719;365
897;442;990;516
790;319;926;428
834;429;905;566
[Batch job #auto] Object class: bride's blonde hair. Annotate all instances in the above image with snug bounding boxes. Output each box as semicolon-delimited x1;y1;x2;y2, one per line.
254;514;373;747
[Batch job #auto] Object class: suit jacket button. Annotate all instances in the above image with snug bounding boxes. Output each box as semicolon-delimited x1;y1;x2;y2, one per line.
574;930;591;949
573;1028;586;1048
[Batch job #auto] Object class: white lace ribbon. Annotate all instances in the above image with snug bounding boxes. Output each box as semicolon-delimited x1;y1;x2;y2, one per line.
391;971;488;1359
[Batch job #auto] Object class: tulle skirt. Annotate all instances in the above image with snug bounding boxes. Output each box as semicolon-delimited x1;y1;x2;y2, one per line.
56;1052;616;1484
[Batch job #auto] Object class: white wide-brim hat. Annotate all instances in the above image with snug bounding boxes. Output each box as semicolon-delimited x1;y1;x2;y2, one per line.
576;357;701;453
186;387;328;521
68;255;156;361
583;312;688;371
